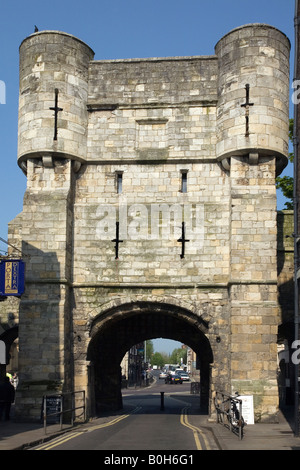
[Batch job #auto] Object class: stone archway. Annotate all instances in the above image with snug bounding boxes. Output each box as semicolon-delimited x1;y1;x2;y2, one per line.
86;301;213;415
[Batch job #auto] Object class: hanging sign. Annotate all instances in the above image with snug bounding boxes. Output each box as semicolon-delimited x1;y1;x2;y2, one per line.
0;260;25;296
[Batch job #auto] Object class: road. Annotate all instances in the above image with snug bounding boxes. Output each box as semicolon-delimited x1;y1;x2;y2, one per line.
31;372;219;452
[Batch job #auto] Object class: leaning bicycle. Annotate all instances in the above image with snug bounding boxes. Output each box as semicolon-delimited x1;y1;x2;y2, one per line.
228;395;245;438
214;391;245;440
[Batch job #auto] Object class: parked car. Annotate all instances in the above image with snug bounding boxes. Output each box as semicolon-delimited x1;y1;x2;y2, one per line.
165;374;182;384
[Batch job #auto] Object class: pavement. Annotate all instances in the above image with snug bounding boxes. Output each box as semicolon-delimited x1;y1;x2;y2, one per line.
1;404;300;451
210;407;300;451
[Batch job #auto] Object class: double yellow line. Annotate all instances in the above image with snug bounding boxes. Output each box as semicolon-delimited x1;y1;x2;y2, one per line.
180;406;211;451
35;407;142;450
37;405;209;451
85;406;142;433
35;430;87;450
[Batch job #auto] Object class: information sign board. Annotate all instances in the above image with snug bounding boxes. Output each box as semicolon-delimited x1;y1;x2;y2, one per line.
239;395;254;424
42;395;62;424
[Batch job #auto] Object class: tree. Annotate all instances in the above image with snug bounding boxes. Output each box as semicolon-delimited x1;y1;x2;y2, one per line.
276;119;294;209
145;340;154;362
169;348;187;365
276;175;293;209
151;352;165;368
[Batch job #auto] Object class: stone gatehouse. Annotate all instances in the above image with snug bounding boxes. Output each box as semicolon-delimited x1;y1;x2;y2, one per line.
0;23;291;422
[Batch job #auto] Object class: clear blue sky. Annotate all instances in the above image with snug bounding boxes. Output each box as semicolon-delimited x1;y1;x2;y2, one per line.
0;0;295;354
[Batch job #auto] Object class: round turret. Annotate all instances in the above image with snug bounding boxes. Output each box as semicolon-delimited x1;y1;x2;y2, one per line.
18;31;94;172
215;24;290;173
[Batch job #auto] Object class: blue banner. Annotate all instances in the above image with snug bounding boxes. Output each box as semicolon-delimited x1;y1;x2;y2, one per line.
0;259;25;296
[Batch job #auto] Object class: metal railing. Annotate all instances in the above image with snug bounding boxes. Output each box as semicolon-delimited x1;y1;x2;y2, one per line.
42;390;86;434
190;382;200;394
214;391;245;440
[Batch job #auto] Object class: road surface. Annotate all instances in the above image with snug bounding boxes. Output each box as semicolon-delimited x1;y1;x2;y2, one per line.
31;372;219;451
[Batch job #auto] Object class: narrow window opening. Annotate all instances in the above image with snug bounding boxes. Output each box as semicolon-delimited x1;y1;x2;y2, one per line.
116;172;123;194
181;171;188;193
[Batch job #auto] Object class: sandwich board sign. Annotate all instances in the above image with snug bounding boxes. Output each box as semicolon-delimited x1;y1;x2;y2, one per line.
239;395;255;425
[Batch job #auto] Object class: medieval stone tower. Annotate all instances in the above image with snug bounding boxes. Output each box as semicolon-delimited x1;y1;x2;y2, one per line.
13;24;290;421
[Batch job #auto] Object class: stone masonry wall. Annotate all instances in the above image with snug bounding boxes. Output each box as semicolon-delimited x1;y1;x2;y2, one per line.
7;24;291;421
73;161;230;285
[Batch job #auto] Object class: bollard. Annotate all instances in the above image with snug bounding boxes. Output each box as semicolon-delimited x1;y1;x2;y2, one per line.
160;392;165;411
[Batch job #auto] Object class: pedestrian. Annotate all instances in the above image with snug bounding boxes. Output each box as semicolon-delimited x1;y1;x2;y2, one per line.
0;376;15;421
6;372;12;383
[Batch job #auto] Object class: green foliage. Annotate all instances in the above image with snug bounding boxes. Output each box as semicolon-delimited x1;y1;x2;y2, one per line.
145;340;154;362
276;175;293;209
152;344;187;368
275;118;294;209
169;347;187;365
151;352;165;368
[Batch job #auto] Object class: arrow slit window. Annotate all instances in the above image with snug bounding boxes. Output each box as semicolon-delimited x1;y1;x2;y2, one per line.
180;170;188;193
116;172;123;194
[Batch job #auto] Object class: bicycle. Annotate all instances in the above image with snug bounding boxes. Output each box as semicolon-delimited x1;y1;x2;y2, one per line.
229;396;245;438
214;391;245;440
